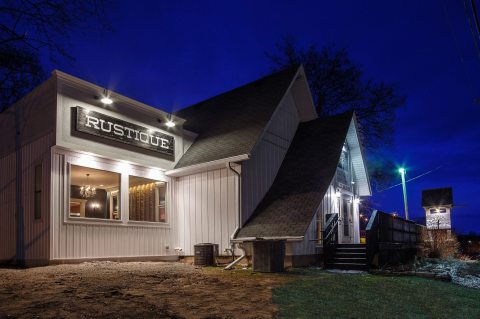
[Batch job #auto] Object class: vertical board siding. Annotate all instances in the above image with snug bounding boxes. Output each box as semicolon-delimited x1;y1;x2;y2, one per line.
346;121;370;196
292;185;338;256
291;214;317;256
241;93;299;224
51;151;176;260
175;167;238;256
0;152;16;262
0;133;54;264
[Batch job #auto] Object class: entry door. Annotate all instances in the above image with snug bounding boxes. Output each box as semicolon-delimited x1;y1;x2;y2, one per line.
340;196;353;244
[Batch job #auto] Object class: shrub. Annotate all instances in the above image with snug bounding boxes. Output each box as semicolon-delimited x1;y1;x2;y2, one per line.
421;229;460;259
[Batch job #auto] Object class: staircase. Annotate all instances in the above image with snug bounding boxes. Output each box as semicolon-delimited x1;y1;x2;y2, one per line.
325;244;367;270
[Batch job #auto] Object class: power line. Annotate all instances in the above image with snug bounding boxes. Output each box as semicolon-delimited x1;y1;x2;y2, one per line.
463;0;480;61
376;166;443;193
470;0;480;41
439;0;478;96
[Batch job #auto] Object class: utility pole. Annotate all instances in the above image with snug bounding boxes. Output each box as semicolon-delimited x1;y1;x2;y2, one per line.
399;168;409;220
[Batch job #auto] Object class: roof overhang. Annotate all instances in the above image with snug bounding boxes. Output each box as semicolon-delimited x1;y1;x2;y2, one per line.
347;114;372;196
230;236;304;243
54;70;186;127
291;65;318;122
166;154;250;177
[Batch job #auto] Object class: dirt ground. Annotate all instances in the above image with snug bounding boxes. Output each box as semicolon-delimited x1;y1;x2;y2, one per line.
0;262;289;319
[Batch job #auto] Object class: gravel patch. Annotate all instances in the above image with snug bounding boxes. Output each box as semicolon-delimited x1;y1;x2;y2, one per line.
0;261;286;318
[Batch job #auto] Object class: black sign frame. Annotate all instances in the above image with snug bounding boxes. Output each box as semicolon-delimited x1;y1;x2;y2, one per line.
75;106;174;160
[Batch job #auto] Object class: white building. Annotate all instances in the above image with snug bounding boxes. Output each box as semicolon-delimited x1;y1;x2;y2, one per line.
422;187;453;230
0;65;371;266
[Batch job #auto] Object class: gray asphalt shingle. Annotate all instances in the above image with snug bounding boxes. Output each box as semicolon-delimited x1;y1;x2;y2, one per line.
236;112;354;238
174;66;300;169
422;187;453;207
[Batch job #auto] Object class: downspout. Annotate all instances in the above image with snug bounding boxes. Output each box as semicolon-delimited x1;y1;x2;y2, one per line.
225;162;246;270
228;162;242;238
224;243;246;270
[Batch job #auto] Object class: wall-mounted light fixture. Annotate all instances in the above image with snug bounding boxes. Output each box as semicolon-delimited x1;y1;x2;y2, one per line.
100;89;113;105
165;113;175;127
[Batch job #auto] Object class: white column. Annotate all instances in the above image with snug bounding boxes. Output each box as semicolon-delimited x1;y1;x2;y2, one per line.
120;173;129;223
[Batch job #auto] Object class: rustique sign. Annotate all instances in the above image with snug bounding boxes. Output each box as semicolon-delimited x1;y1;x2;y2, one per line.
75;106;174;160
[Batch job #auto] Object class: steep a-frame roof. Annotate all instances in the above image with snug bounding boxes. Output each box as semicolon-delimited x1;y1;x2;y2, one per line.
422;187;453;207
174;66;301;169
236;111;358;238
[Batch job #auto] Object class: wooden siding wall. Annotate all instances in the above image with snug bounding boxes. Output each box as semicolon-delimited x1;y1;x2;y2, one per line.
241;93;299;224
0;152;15;262
291;178;362;256
51;151;177;260
174;167;238;256
291;185;337;256
290;213;317;256
0;77;56;158
346;120;371;196
0;133;54;264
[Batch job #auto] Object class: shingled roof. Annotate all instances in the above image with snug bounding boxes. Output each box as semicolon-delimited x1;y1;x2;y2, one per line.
422;187;453;207
174;66;300;169
236;111;354;239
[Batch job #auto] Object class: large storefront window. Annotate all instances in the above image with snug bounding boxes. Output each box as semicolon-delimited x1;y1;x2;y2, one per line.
129;176;166;222
70;165;121;220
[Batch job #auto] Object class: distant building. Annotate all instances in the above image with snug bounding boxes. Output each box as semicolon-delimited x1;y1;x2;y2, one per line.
422;187;453;230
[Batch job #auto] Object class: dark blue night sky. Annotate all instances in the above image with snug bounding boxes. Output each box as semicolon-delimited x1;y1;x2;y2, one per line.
45;1;480;234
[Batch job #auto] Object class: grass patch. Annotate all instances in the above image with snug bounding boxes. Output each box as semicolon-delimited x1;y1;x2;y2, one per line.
273;269;480;319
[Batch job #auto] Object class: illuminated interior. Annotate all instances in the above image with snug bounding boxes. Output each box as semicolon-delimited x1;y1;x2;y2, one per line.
129;176;166;222
70;165;121;220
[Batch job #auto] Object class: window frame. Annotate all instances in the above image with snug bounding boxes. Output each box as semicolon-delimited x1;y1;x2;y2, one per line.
62;150;170;228
336;143;354;193
127;175;168;224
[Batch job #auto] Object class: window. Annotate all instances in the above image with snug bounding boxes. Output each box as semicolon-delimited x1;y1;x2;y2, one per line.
342;197;351;237
430;208;447;214
34;164;42;219
337;144;350;171
69;165;121;220
337;143;352;191
129;176;166;222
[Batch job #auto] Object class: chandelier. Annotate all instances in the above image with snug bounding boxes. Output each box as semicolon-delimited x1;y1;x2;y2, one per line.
80;173;96;198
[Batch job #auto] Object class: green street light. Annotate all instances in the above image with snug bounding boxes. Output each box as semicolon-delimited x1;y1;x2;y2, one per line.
399;167;409;220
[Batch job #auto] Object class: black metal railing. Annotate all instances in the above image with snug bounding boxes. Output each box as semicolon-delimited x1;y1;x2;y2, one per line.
322;213;339;263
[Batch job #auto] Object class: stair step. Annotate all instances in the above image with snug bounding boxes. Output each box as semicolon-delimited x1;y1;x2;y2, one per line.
334;253;366;258
324;244;368;270
333;258;366;263
337;244;366;248
336;248;366;253
326;262;368;270
333;257;366;260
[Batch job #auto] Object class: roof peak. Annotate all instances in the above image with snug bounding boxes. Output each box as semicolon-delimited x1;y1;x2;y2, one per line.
174;64;302;169
176;65;301;116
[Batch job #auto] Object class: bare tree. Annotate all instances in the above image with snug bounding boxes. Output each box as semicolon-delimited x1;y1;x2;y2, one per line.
267;37;406;197
0;0;109;266
0;0;110;111
266;36;406;153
